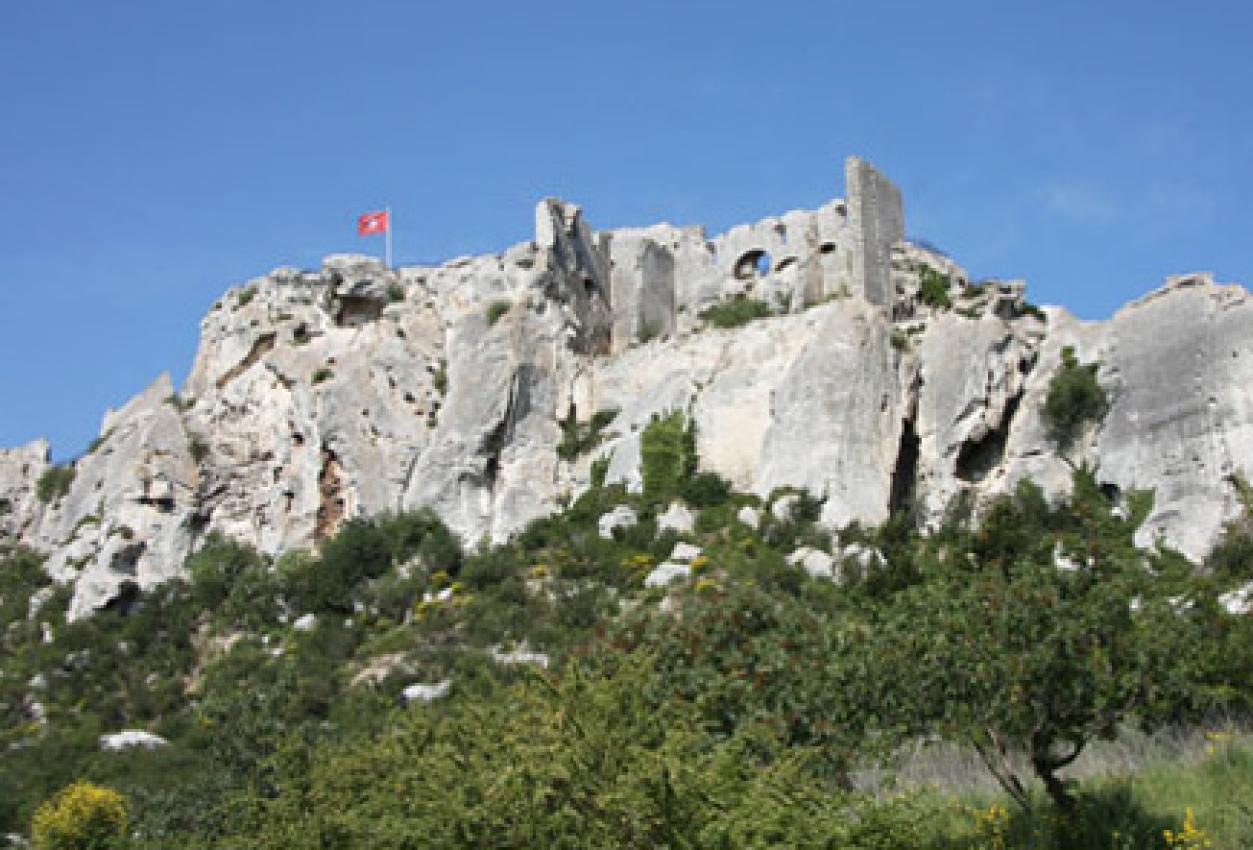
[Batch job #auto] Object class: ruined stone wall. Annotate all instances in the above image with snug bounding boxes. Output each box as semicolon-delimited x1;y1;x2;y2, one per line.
847;155;905;306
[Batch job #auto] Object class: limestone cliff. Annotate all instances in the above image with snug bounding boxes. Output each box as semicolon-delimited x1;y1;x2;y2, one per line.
3;156;1250;618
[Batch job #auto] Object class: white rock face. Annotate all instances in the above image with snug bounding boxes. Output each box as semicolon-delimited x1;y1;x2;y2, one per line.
2;158;1252;616
292;613;317;632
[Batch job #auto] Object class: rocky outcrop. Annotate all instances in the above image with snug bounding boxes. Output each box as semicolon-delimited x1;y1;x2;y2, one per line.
2;156;1251;616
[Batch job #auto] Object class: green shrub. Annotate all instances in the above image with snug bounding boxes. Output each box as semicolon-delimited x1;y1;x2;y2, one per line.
1043;346;1107;447
680;471;732;508
917;267;953;309
557;408;618;461
386;282;405;302
589;455;611;489
187;534;267;610
699;296;773;328
36;465;75;504
432;361;447;395
310;367;333;385
236;286;257;308
485;300;511;326
640;411;697;504
188;434;209;464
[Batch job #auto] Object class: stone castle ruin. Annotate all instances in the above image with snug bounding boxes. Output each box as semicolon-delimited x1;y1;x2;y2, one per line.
3;155;1252;619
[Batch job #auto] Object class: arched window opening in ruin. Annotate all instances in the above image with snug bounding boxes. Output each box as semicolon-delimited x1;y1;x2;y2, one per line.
734;249;772;280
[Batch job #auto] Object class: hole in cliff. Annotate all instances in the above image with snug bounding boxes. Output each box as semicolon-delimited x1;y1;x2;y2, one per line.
335;295;385;327
139;495;175;514
734;250;771;280
103;581;142;616
187;510;211;535
955;391;1023;484
888;415;920;517
1101;481;1121;503
109;542;146;576
820;242;837;254
774;256;798;272
583;276;596;296
292;432;305;447
0;498;11;516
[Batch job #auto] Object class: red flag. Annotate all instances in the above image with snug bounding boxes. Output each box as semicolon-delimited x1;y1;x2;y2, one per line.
358;210;389;235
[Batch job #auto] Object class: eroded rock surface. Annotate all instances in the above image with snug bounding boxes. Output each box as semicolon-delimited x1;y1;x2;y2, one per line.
3;156;1251;615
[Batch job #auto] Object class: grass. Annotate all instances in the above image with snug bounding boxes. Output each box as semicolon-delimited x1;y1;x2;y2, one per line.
699;296;773;328
918;267;953;310
35;465;75;504
486;300;511;326
864;727;1253;849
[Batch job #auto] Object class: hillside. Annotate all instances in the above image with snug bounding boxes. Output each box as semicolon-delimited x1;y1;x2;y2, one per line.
1;156;1252;848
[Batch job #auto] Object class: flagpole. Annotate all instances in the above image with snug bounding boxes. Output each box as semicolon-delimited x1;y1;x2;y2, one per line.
386;205;392;269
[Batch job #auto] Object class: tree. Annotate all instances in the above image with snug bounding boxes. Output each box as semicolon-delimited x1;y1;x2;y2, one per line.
868;470;1227;815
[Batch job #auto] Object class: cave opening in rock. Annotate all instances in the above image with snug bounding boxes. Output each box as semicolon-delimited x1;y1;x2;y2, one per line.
955;391;1023;484
734;249;772;280
103;580;142;616
888;414;920;517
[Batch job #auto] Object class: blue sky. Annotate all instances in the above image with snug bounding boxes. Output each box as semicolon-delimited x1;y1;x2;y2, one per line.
2;1;1250;458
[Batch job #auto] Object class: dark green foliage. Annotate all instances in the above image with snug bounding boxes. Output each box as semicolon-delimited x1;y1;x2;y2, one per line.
386;282;405;302
85;428;113;455
556;408;618;461
640;410;697;504
679;470;732;508
236;287;257;308
36;464;75;504
699;296;773;328
215;656;935;849
1017;302;1047;321
288;511;461;614
918;266;953;309
1043;346;1108;447
310;367;333;384
186;534;267;611
485;299;511;326
589;455;610;488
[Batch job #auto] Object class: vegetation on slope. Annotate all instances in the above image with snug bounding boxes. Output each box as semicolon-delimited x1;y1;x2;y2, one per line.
0;412;1250;848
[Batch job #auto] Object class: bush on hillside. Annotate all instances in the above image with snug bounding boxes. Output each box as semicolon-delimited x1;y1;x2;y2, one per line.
1043;346;1108;447
36;465;75;504
31;781;129;850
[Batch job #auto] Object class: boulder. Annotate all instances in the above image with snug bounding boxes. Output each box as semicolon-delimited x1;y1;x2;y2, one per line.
100;730;168;751
657;502;694;535
401;680;452;705
644;562;689;588
736;505;761;529
598;505;638;539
